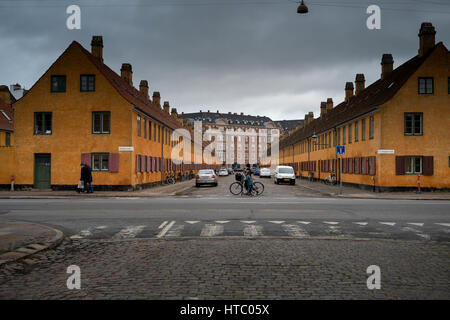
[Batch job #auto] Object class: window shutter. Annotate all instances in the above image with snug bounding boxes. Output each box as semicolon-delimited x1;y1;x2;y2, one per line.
395;156;405;175
423;156;434;175
109;153;119;173
136;155;139;173
81;153;91;167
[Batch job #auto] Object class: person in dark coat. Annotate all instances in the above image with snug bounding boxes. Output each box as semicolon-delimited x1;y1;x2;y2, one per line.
80;164;94;193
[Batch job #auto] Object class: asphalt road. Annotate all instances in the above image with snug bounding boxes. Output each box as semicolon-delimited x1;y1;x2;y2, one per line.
0;175;449;242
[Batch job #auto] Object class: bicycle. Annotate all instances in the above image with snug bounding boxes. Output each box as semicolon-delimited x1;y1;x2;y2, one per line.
323;173;337;185
166;173;176;184
229;180;264;196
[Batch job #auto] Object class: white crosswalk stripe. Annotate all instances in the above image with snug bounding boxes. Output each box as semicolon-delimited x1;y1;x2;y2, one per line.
407;223;424;227
185;221;200;224
241;221;256;224
435;223;450;227
353;222;368;226
379;222;396;226
215;221;230;224
200;224;224;237
112;225;146;240
156;221;176;238
243;225;263;237
297;221;311;225
323;221;339;225
282;224;309;238
268;221;285;224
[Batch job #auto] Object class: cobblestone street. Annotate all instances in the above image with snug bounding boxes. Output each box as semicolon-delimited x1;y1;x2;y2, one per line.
1;237;448;299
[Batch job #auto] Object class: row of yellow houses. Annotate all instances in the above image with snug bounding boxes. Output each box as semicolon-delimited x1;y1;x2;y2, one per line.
278;23;450;191
0;36;213;190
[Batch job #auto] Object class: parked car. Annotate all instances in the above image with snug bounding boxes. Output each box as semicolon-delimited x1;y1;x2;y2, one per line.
227;168;233;174
259;167;271;178
273;166;296;185
255;169;260;176
196;169;218;187
219;168;229;176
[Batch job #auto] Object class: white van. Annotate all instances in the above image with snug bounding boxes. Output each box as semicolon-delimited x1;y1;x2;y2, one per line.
273;166;296;185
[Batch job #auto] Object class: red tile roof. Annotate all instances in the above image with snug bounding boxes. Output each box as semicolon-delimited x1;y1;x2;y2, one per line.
0;100;13;132
280;42;448;149
74;41;184;131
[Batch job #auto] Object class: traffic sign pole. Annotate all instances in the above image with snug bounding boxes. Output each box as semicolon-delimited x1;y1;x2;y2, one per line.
339;154;342;195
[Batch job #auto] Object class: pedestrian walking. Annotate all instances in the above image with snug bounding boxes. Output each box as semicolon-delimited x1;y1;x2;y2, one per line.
80;163;94;193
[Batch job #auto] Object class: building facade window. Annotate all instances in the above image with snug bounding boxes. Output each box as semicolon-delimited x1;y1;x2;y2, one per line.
348;124;352;144
51;75;66;92
342;127;346;145
361;119;366;141
92;153;109;171
153;123;156;141
418;77;433;94
354;122;359;142
333;130;337;146
80;75;95;92
158;125;161;143
369;116;374;139
149;121;152;140
92;112;110;134
144;119;147;139
137;115;141;136
5;132;10;146
34;112;52;135
448;77;450;94
405;156;422;174
404;113;423;136
337;128;340;145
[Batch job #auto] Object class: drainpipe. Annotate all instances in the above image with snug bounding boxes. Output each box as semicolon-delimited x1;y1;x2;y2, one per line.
161;126;164;184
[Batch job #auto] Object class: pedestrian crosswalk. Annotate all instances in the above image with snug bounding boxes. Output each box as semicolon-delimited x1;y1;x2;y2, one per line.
68;220;450;242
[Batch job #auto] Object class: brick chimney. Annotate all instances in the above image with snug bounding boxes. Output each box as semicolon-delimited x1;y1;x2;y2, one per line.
120;63;133;86
139;80;149;99
152;92;161;108
381;54;394;80
163;101;170;114
0;85;10;104
355;74;365;95
91;36;103;63
345;82;354;101
418;22;436;57
171;108;178;117
320;102;327;117
308;112;314;125
326;98;333;111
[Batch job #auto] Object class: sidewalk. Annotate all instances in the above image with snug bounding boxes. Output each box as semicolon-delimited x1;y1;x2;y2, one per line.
0;179;196;199
0;220;64;266
296;178;450;200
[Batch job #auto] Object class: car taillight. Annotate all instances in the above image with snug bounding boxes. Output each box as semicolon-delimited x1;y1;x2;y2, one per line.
196;175;199;179
212;175;216;178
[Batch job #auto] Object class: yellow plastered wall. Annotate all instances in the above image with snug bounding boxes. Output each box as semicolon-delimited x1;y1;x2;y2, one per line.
13;43;134;187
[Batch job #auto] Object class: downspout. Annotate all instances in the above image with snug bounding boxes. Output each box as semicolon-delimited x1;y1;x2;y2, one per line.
161;126;164;184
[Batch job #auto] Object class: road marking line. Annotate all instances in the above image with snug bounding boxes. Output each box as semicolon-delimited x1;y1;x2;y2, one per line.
95;226;107;230
323;221;339;225
297;221;311;225
435;223;450;227
215;221;230;224
401;226;430;241
243;225;263;237
268;221;285;224
200;224;224;237
407;223;424;227
112;225;146;240
353;222;368;226
157;221;176;238
166;225;184;237
241;221;256;224
158;221;168;229
379;222;396;226
79;230;92;237
282;224;309;238
185;221;200;224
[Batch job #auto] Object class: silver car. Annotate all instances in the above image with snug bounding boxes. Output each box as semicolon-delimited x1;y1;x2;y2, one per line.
195;169;218;187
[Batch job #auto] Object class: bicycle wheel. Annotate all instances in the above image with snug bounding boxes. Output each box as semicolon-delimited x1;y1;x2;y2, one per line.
253;182;264;195
229;182;243;195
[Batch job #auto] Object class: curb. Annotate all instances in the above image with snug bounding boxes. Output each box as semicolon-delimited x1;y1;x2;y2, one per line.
0;224;65;267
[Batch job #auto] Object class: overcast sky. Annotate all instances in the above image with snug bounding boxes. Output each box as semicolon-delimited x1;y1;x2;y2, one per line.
1;0;449;120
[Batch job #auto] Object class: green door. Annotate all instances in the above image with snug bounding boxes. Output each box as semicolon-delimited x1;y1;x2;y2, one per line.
34;154;51;189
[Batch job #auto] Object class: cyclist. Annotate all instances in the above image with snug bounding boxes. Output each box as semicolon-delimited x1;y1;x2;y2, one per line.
244;168;255;194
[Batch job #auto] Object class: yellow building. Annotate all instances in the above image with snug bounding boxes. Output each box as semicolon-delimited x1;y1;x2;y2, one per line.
279;22;450;191
4;36;202;190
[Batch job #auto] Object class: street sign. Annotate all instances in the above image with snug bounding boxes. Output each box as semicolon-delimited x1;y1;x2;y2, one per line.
336;146;345;155
377;149;395;154
118;146;134;152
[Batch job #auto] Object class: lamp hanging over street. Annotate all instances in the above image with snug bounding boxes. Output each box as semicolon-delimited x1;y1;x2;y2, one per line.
297;0;309;14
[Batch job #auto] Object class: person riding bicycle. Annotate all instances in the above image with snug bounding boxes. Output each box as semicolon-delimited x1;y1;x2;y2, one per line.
244;168;255;193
